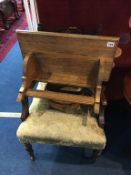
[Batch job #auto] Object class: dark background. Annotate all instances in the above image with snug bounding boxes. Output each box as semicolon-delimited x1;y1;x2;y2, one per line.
36;0;131;100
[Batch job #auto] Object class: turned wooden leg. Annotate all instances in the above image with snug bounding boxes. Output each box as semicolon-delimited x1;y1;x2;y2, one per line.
84;149;102;162
0;11;10;30
23;143;35;161
92;149;102;159
3;20;10;30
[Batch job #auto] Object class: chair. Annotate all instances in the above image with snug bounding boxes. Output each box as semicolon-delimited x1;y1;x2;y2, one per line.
16;30;121;161
0;0;19;29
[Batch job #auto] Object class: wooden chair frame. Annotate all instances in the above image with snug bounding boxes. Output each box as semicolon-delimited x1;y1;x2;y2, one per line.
16;30;121;160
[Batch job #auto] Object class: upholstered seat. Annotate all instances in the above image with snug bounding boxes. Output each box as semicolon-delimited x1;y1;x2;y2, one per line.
16;30;121;161
17;97;106;150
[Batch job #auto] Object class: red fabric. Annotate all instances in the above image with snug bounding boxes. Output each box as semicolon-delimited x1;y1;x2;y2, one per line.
37;0;131;66
36;0;131;100
0;1;27;62
105;67;131;100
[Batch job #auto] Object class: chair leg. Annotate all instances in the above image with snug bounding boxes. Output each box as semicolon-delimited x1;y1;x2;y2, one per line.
84;149;102;162
92;149;102;159
23;143;35;161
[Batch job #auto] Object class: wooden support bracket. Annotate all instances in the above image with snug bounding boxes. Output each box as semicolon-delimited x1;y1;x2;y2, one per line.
17;53;37;102
94;85;102;114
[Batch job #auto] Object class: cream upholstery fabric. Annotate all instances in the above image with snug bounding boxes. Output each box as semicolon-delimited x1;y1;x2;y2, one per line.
16;83;106;150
